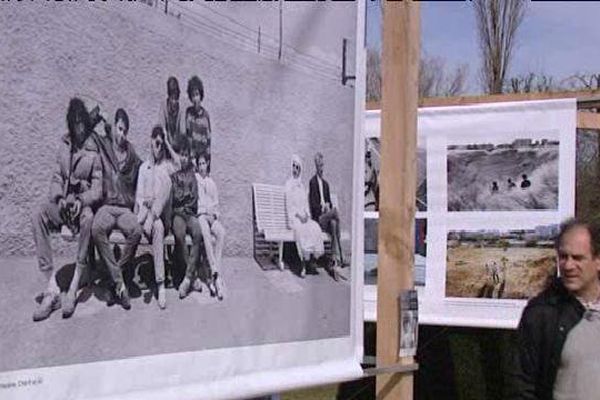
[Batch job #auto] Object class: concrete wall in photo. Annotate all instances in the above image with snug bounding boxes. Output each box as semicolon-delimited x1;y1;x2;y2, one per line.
0;3;356;258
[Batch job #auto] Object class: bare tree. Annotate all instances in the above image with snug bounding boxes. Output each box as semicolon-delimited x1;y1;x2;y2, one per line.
420;54;468;98
563;73;600;90
508;72;555;93
366;47;382;102
473;0;527;94
366;48;467;102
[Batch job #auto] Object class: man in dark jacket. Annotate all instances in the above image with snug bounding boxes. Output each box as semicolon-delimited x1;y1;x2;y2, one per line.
308;152;343;281
509;218;600;400
31;98;103;322
85;109;142;315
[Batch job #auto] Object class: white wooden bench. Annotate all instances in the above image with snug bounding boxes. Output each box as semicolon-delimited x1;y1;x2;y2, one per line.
57;228;192;265
59;230;190;246
108;231;179;247
252;183;334;270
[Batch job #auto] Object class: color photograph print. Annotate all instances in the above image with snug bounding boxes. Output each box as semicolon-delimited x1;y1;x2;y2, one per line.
0;2;356;374
363;218;426;286
447;137;559;212
575;129;600;221
445;224;558;300
364;137;426;212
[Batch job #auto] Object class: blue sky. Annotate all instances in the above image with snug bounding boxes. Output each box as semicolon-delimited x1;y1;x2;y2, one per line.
367;1;600;94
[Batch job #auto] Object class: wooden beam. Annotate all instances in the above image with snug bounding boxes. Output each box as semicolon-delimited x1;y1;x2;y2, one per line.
366;89;600;111
376;1;419;400
369;95;600;131
577;111;600;130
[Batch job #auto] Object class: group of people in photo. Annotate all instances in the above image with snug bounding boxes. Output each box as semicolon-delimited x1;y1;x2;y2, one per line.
490;174;532;194
32;75;224;321
31;75;347;323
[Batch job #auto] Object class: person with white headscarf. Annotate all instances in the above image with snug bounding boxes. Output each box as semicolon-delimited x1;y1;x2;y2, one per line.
284;154;325;277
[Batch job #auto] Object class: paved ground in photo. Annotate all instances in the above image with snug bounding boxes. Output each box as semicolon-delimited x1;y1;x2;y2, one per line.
0;255;351;373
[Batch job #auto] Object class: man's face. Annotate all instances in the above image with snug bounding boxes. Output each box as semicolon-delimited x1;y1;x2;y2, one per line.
315;156;324;177
167;92;179;113
181;150;192;170
151;136;164;161
73;115;86;146
114;118;127;148
558;226;600;299
198;157;208;177
191;89;202;109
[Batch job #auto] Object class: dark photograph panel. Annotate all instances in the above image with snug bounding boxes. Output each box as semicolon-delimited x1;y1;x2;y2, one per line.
576;129;600;221
364;137;426;212
364;218;426;286
447;138;559;211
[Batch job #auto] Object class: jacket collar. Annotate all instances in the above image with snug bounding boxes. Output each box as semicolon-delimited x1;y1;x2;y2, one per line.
90;131;133;171
547;277;584;310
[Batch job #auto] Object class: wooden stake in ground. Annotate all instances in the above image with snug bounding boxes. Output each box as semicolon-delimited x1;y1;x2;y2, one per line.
376;1;420;399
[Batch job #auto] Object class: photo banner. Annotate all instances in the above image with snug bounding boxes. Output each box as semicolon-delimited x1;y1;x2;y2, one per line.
0;2;365;399
364;99;576;328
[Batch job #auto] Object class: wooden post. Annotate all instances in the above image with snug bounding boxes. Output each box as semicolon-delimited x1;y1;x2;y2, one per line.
376;1;420;400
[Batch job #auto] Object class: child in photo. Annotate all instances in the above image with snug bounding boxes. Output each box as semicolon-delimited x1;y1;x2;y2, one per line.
185;75;212;169
195;154;226;300
170;136;203;299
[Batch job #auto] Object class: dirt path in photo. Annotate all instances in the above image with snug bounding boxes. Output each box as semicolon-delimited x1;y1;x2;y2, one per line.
446;246;555;299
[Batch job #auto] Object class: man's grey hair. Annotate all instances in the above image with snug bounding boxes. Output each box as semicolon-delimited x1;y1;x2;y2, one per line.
556;217;600;257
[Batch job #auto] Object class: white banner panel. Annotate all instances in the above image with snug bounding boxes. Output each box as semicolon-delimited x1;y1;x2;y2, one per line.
0;2;365;399
363;99;576;328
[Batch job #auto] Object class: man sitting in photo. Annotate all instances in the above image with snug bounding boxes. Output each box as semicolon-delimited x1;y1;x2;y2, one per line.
135;125;181;309
308;152;344;281
31;98;103;321
90;108;142;313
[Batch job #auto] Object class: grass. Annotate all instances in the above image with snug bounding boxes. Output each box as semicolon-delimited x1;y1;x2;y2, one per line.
282;385;338;400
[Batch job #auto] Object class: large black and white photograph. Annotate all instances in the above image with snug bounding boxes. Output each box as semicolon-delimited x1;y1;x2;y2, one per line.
0;2;360;397
363;218;426;286
447;137;559;212
364;137;426;212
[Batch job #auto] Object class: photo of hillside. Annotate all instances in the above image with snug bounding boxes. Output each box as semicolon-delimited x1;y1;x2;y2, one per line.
447;138;559;211
446;225;558;300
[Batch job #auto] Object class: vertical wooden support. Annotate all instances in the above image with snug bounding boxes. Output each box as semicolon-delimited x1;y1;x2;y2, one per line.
376;1;420;400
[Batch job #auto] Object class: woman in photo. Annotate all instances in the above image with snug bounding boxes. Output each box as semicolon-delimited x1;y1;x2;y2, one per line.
284;154;324;277
185;75;212;170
